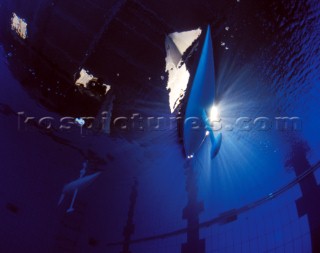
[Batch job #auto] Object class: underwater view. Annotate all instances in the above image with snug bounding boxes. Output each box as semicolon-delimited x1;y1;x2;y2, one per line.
0;0;319;252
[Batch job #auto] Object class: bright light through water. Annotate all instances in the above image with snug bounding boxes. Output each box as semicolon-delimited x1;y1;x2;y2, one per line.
11;13;27;39
193;58;291;212
165;28;202;113
209;105;220;122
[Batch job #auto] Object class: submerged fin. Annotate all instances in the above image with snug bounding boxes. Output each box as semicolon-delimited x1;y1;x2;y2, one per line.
211;133;222;159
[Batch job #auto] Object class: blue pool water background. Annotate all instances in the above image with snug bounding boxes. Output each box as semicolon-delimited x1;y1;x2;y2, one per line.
0;0;319;252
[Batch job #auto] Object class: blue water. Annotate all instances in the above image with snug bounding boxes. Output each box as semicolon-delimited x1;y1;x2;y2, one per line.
0;0;320;252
